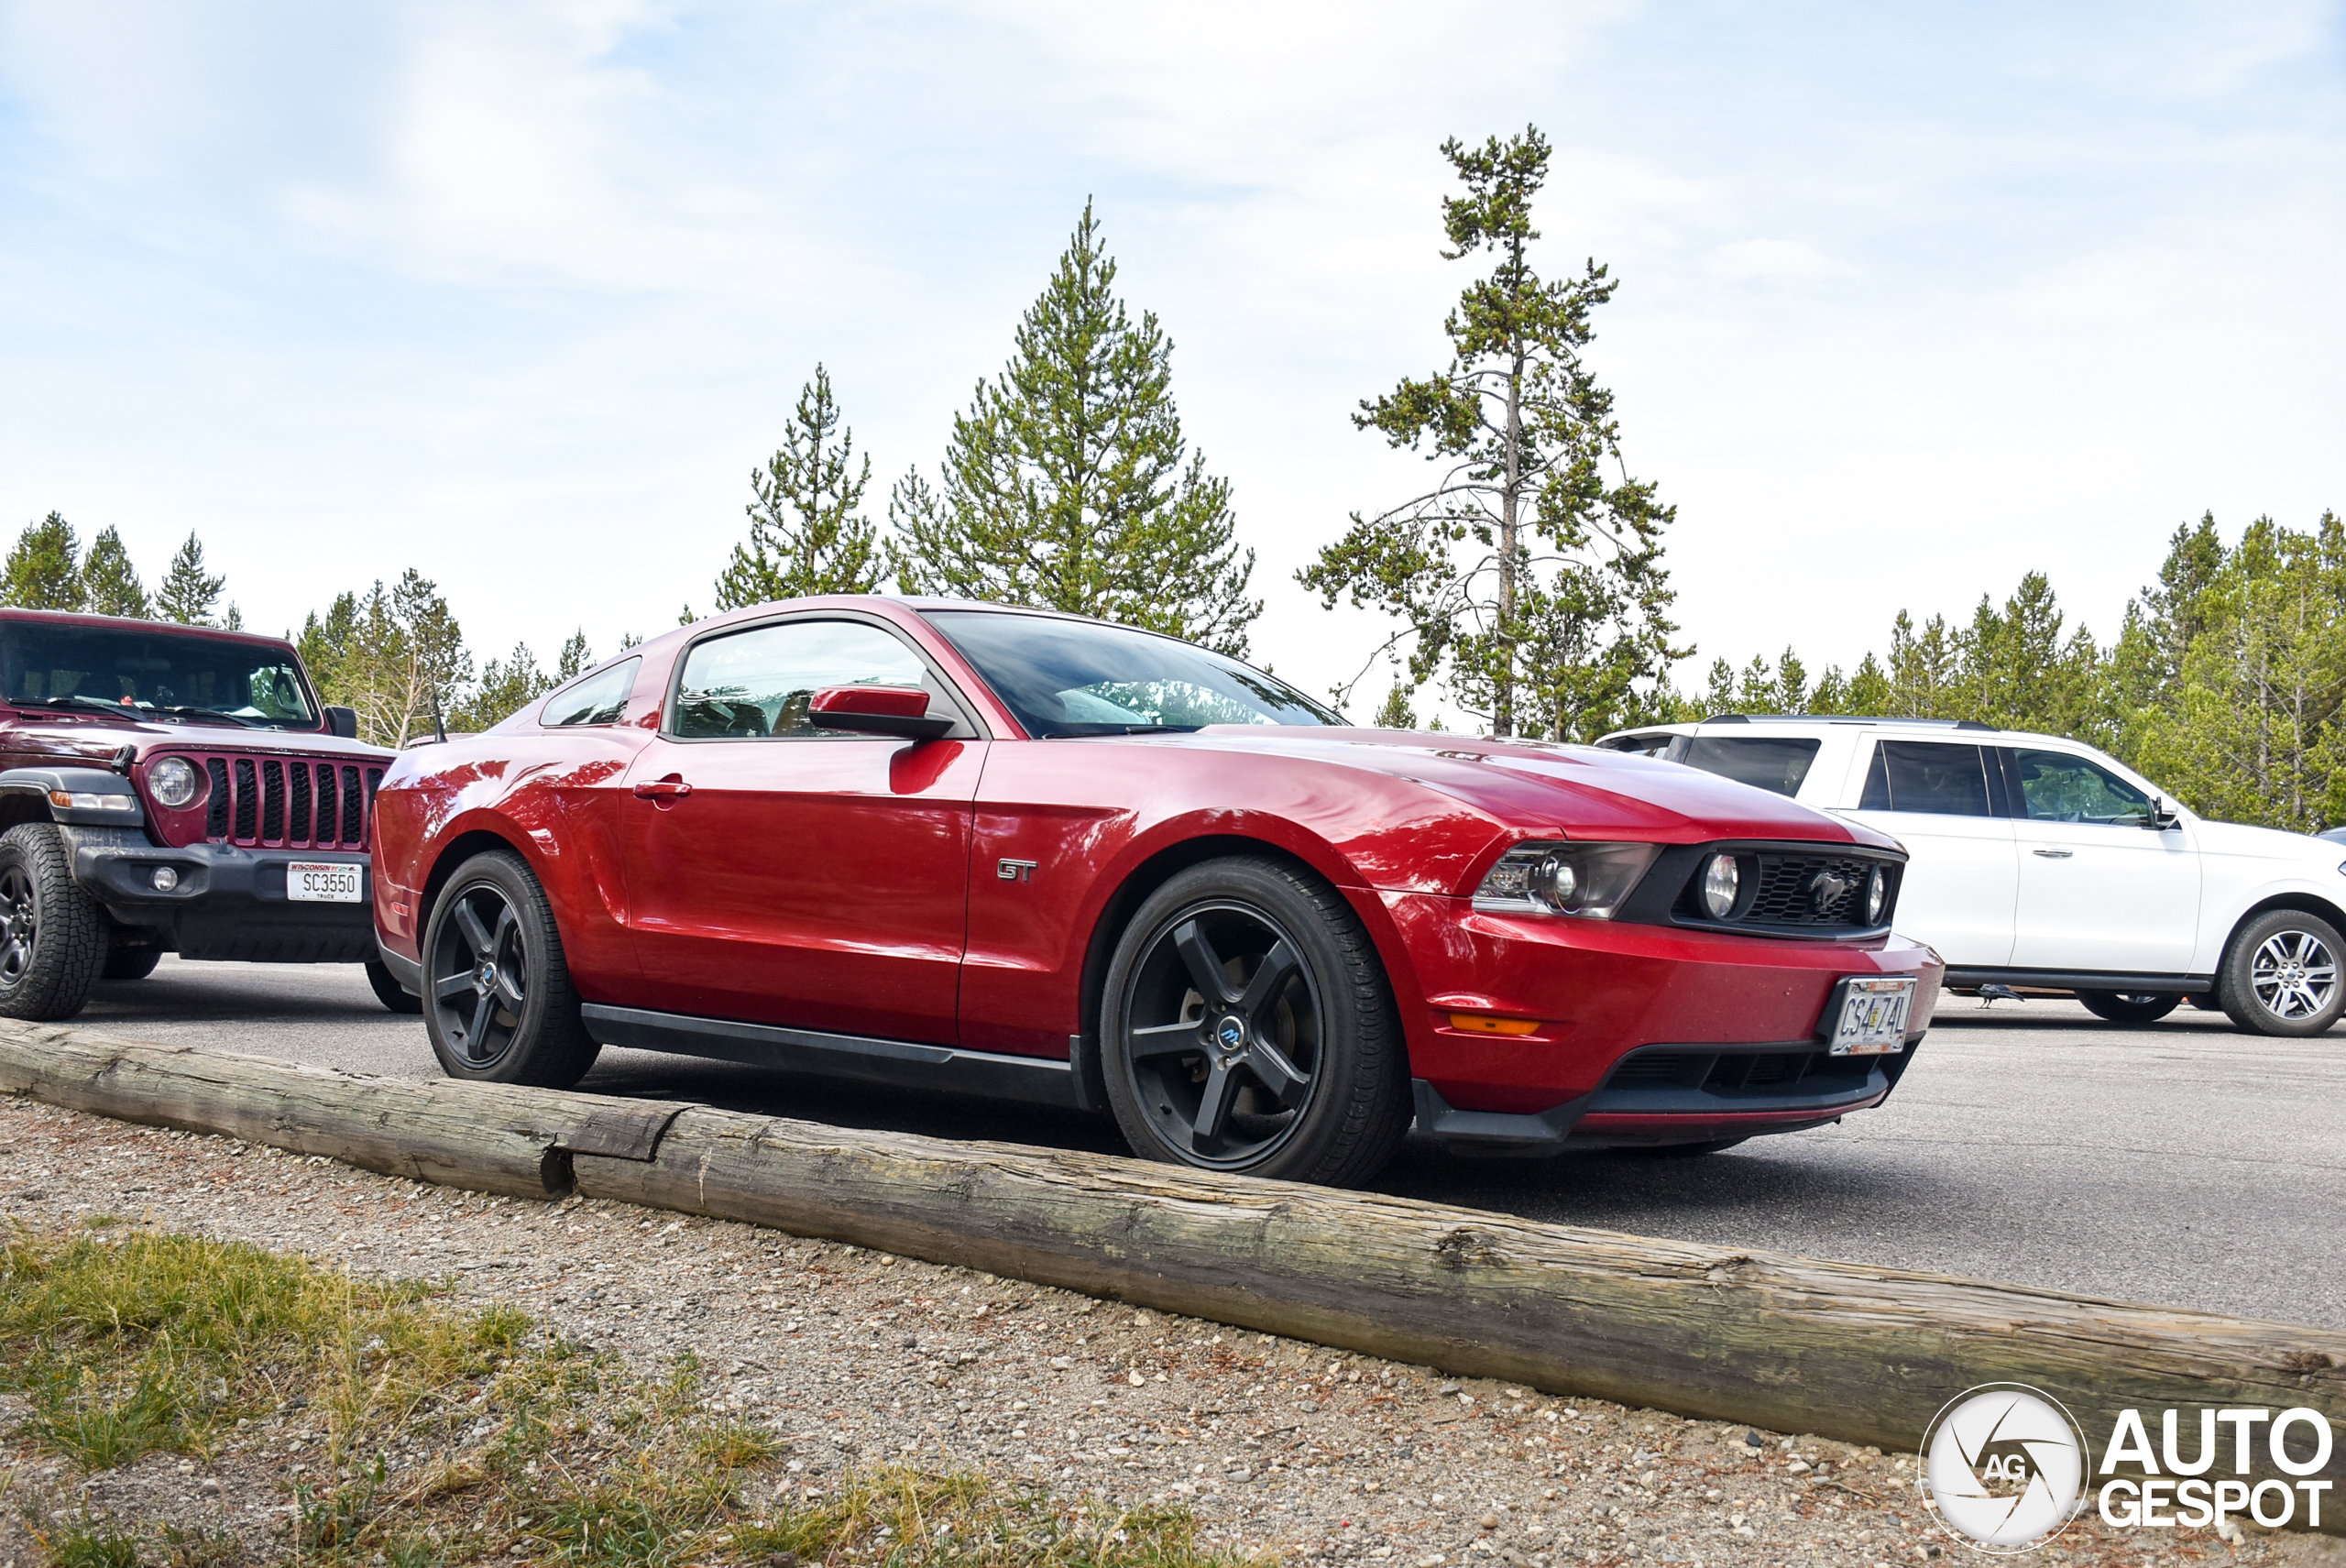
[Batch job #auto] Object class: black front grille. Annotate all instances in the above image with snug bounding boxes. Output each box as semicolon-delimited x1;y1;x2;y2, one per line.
1747;853;1875;926
156;752;377;850
1605;1048;1871;1093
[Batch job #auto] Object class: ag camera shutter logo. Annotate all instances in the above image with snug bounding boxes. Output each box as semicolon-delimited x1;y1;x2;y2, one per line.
1919;1385;2089;1552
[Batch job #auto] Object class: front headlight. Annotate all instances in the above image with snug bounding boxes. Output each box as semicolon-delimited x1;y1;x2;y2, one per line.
148;756;201;808
1474;841;1660;919
1865;866;1888;924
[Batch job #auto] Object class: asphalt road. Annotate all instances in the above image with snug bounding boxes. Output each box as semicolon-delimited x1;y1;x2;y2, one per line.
71;958;2346;1330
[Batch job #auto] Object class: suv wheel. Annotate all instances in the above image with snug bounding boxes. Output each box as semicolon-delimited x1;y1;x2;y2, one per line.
1100;857;1411;1187
0;823;110;1021
365;959;422;1014
422;851;599;1087
2076;990;2182;1025
101;944;163;981
2219;909;2346;1036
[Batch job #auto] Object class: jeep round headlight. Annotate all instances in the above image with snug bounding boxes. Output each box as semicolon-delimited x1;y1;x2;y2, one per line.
1701;852;1740;918
1864;866;1888;924
148;756;200;809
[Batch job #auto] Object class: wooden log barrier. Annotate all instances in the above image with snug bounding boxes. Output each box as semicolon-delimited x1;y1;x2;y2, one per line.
3;1020;2341;1530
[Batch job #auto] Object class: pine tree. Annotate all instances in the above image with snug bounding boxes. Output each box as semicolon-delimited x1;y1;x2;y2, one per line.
155;533;226;626
3;512;83;609
1373;681;1419;729
453;643;552;732
714;366;881;609
303;574;471;746
554;630;592;682
890;201;1259;655
1299;127;1681;739
80;527;147;618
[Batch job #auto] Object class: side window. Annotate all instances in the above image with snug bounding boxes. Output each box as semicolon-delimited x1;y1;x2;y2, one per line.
543;659;641;728
1859;740;1995;817
1680;736;1821;798
2010;749;2154;825
673;620;929;740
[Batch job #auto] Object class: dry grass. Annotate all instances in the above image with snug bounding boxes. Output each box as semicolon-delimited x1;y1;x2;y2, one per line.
2;1222;1261;1568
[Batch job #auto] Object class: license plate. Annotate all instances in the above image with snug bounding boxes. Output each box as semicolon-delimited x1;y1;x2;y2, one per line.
287;861;363;903
1830;976;1915;1055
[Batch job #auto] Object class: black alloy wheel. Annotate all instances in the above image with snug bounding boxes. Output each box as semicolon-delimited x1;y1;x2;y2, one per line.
2076;990;2183;1025
2219;908;2346;1037
422;850;598;1087
1101;857;1410;1187
0;822;108;1021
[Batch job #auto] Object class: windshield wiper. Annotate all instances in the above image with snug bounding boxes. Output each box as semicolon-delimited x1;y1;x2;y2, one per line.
16;696;146;717
148;705;272;729
1039;723;1202;737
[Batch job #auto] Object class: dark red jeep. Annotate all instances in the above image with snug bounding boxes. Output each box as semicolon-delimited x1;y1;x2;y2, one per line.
0;609;402;1020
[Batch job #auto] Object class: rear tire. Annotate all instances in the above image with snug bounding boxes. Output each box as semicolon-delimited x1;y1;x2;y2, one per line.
2218;909;2346;1036
365;958;422;1014
2076;990;2182;1025
0;823;109;1021
1101;857;1411;1188
101;944;163;981
421;851;599;1087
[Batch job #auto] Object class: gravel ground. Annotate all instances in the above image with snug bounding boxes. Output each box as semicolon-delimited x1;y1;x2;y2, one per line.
2;1093;2338;1568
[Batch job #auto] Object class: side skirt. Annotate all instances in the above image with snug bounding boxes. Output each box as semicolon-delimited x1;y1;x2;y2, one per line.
1943;967;2216;994
577;1003;1090;1112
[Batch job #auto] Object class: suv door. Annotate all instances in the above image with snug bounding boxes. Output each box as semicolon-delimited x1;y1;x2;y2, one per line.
1839;738;2017;966
617;615;984;1045
2002;746;2199;973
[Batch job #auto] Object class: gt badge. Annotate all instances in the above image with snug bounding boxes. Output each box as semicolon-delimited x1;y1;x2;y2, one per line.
997;859;1038;883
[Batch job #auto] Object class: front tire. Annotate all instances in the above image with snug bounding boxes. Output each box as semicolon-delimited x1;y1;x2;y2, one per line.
1100;857;1410;1188
2076;990;2183;1025
365;958;422;1014
421;851;599;1087
2218;909;2346;1036
0;823;109;1021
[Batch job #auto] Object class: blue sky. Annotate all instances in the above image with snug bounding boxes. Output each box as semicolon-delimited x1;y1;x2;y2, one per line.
2;1;2339;718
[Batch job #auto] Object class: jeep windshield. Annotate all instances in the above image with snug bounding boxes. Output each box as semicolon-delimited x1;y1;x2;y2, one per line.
0;622;319;729
924;609;1343;737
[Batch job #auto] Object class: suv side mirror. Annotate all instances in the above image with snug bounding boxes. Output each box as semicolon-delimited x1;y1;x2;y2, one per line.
807;685;951;740
2146;795;2180;830
324;706;359;740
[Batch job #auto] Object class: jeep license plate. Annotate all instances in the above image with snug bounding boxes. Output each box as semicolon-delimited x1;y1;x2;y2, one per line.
287;862;362;903
1830;976;1915;1055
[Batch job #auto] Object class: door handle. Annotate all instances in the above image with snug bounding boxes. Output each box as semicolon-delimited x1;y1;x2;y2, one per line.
2031;847;2074;858
632;777;693;800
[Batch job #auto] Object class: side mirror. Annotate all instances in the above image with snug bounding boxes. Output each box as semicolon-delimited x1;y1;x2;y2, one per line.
2146;795;2180;830
807;685;951;740
324;706;359;739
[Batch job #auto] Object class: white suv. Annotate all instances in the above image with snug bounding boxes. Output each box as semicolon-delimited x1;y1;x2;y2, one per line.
1593;715;2346;1036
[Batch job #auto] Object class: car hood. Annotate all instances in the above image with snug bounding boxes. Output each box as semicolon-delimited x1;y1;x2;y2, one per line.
5;713;391;764
1179;726;1900;850
2195;816;2346;870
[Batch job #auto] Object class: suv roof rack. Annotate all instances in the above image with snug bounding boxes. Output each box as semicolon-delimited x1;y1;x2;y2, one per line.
1699;713;1998;731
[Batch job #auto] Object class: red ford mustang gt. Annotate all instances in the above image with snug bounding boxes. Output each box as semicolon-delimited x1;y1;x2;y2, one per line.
371;597;1943;1187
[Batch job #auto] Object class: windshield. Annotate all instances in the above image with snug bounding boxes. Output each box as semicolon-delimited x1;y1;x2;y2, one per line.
0;621;318;728
924;610;1343;737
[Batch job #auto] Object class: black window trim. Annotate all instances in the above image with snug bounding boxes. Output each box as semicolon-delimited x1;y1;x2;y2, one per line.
660;609;991;744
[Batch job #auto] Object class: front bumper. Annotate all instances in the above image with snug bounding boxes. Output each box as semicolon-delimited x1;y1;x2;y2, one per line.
62;826;376;963
1371;888;1943;1151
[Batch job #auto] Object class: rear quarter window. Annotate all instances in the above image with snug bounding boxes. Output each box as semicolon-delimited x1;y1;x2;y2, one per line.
1679;736;1822;798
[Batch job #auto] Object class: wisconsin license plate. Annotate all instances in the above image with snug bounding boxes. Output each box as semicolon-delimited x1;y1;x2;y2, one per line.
1830;976;1915;1055
287;861;363;903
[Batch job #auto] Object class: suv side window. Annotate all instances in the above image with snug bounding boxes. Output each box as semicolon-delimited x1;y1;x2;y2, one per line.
1681;736;1820;797
672;620;930;740
2009;748;2155;825
1859;740;1996;816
